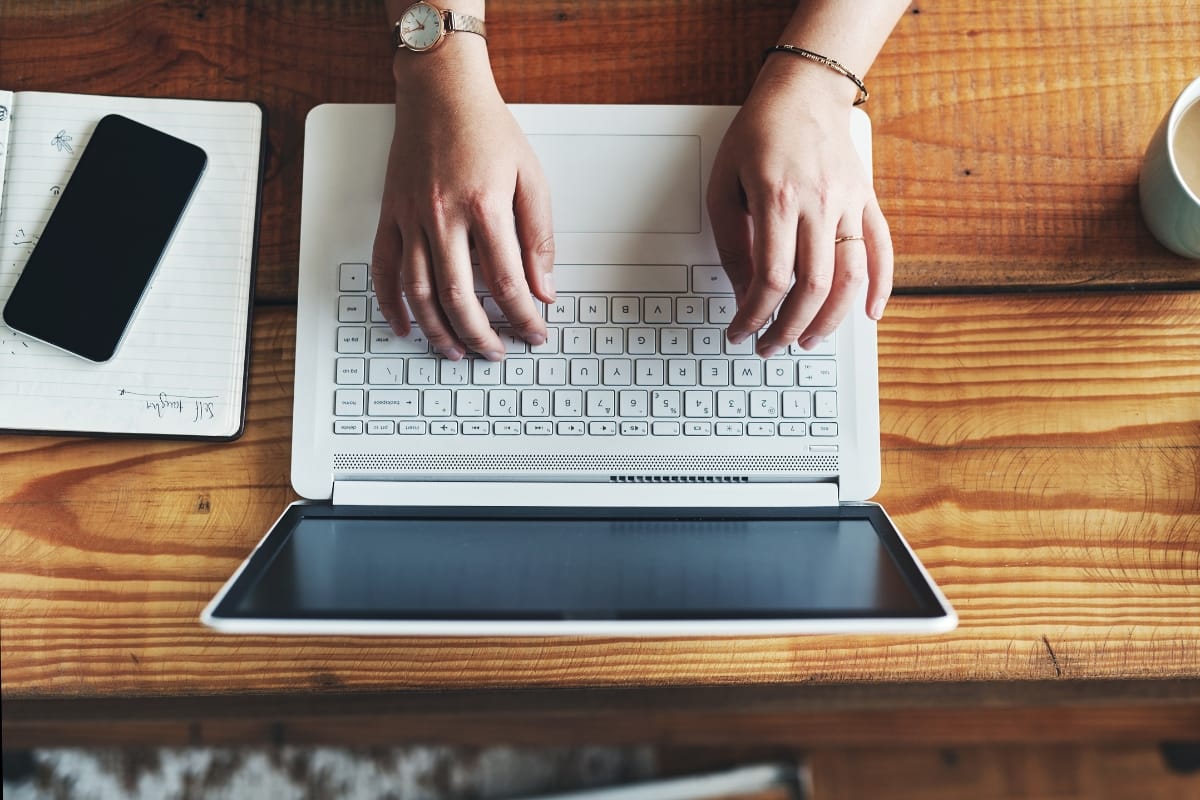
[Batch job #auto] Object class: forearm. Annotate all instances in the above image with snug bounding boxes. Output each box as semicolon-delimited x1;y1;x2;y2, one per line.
761;1;910;107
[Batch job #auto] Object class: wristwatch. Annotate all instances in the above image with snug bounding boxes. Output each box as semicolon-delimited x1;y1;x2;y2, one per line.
392;2;487;53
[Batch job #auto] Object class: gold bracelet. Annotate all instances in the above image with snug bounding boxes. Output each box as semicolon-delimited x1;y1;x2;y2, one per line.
763;44;869;106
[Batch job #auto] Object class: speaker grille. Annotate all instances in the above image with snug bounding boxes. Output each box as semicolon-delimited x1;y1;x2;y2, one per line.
333;453;838;475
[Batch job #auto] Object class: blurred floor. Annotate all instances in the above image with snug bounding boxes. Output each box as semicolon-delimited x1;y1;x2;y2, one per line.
3;742;1198;799
2;746;660;800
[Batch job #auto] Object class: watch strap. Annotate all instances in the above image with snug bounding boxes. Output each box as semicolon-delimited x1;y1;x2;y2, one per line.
444;10;486;39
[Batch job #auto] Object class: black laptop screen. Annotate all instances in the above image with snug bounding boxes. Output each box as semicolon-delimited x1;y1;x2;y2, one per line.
214;505;945;621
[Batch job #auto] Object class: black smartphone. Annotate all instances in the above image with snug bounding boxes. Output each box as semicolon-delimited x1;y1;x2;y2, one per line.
2;114;207;362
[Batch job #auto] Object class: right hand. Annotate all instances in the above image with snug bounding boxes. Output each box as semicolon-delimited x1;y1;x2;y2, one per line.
371;43;555;361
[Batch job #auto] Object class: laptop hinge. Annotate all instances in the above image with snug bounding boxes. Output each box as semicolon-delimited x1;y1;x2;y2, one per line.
332;480;840;508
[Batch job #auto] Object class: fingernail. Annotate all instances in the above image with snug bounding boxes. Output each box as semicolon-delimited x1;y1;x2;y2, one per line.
728;329;748;345
389;320;406;336
483;349;505;362
759;344;784;358
441;346;464;361
800;336;823;351
542;273;555;301
869;299;888;320
526;332;546;346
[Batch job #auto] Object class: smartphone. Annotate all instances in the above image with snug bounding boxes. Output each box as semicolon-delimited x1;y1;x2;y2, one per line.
2;114;207;362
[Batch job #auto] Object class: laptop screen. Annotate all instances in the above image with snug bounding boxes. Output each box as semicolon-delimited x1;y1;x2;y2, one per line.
210;504;946;622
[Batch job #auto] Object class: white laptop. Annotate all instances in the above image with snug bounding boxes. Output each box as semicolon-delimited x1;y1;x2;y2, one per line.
202;104;956;636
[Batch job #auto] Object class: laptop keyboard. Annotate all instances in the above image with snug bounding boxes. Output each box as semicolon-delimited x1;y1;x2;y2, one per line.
332;262;839;438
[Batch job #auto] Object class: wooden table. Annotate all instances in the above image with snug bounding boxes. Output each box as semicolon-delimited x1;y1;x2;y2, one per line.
2;1;1199;748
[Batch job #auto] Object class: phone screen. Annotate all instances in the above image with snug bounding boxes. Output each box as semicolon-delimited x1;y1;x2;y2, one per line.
2;114;207;362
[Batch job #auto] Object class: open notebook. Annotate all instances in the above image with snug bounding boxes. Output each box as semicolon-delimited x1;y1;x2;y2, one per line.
0;90;263;439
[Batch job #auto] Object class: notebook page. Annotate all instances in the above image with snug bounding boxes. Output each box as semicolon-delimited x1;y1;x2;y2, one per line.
0;91;261;437
0;92;11;219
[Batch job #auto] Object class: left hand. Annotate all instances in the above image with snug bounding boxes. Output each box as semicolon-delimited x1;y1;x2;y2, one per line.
706;61;894;357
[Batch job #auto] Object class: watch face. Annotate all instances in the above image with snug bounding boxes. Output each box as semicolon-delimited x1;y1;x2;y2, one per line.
399;2;445;51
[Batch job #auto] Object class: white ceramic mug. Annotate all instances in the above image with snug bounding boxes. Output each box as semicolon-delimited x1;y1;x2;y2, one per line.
1139;75;1200;258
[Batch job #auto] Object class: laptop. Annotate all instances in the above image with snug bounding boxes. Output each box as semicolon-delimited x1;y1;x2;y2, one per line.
202;104;957;636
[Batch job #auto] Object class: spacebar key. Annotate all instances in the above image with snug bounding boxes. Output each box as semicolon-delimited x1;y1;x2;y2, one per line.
552;264;688;293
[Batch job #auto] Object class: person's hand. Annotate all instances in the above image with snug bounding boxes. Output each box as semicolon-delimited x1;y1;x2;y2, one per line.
706;59;893;357
371;46;555;361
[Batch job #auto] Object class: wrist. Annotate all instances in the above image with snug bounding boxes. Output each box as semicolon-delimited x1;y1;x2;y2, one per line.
389;0;489;82
392;34;493;92
755;53;861;113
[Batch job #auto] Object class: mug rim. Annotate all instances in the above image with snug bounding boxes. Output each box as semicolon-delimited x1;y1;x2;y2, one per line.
1166;74;1200;207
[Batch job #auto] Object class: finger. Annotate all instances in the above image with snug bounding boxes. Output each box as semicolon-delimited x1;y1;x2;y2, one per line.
514;163;557;305
796;218;869;349
727;183;799;345
705;164;755;309
425;220;505;361
863;199;894;321
401;227;465;361
474;210;547;346
370;216;410;336
758;212;835;356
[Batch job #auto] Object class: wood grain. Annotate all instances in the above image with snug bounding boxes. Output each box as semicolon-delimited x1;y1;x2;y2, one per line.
2;292;1197;708
5;683;1200;748
2;1;1198;302
808;744;1200;800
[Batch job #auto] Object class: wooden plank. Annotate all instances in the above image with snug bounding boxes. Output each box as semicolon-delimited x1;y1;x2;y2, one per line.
2;1;1197;302
5;682;1200;748
2;292;1197;701
807;744;1200;800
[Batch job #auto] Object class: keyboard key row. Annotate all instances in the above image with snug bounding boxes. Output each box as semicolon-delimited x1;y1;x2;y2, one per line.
340;263;736;296
334;388;837;420
340;293;836;348
339;321;836;359
334;418;839;437
543;295;734;325
337;356;836;388
338;324;761;356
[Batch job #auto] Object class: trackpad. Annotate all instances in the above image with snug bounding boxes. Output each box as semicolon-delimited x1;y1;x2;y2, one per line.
528;134;701;234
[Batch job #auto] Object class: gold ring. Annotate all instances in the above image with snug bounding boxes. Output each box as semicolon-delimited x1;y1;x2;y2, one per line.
834;234;865;244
